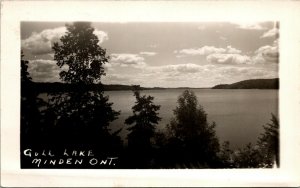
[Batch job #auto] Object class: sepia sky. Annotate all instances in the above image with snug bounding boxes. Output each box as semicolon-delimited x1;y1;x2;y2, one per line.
21;22;279;88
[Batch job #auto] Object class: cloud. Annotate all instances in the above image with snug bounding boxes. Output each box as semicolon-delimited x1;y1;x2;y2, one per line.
139;52;157;56
260;28;279;38
175;46;225;57
207;53;251;64
252;45;279;64
93;30;109;43
110;53;146;68
226;46;242;54
22;27;109;56
175;45;241;58
22;27;67;55
215;66;278;79
160;63;205;74
102;74;132;84
97;59;278;88
28;59;61;82
234;22;267;30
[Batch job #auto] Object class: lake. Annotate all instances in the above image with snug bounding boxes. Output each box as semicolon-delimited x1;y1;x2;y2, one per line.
105;89;278;150
39;89;278;150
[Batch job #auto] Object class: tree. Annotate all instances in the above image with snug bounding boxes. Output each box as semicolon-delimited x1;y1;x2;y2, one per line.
21;51;46;148
166;90;220;167
233;143;261;168
225;114;279;168
125;85;161;150
257;114;279;167
217;141;235;168
21;51;32;83
52;22;108;84
48;22;120;150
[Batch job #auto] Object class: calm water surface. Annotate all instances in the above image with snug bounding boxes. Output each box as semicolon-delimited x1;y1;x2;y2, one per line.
106;89;278;149
40;89;278;150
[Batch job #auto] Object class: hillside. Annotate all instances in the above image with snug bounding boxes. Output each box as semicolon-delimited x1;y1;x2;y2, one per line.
212;78;279;89
25;82;147;93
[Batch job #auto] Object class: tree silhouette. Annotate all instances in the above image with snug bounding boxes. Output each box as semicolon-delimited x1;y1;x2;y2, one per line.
257;113;279;167
52;22;108;84
21;51;32;83
21;51;46;149
166;90;220;168
224;114;279;168
47;22;121;152
124;86;161;168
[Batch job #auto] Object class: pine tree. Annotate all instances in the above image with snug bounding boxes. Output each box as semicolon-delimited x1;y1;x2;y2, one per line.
125;86;161;150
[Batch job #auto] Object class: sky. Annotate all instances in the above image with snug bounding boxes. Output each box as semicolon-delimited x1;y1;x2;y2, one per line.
21;22;279;88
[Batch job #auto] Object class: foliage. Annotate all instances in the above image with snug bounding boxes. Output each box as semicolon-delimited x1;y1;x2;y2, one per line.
21;51;46;146
232;143;261;168
46;22;120;149
21;51;32;83
125;85;161;149
212;78;279;89
223;114;280;168
165;90;220;167
53;22;108;84
257;113;279;167
217;141;235;168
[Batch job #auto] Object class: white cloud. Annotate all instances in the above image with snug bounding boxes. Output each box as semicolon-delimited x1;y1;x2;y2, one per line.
207;53;251;64
86;59;278;88
28;59;61;82
110;53;146;68
234;22;267;30
160;63;205;74
102;74;133;85
260;28;279;38
226;46;242;54
139;52;157;56
175;45;241;58
93;30;109;43
22;27;66;55
22;27;109;55
215;66;278;79
175;46;225;57
252;45;279;64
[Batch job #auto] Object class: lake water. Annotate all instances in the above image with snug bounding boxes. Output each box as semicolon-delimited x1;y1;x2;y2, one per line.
39;89;278;150
105;89;278;150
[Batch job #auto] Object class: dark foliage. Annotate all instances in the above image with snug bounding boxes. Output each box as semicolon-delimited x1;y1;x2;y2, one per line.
257;113;279;167
27;82;148;93
52;22;108;84
21;51;32;83
212;78;279;89
21;23;122;169
159;90;221;168
123;85;161;168
219;114;279;168
44;22;122;151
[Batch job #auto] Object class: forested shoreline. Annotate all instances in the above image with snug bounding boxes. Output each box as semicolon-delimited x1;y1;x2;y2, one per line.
22;78;279;94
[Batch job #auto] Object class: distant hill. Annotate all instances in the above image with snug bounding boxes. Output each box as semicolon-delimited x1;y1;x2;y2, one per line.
212;78;279;89
27;82;147;93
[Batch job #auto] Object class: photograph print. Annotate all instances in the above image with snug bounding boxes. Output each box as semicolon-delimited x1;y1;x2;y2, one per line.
21;21;279;169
